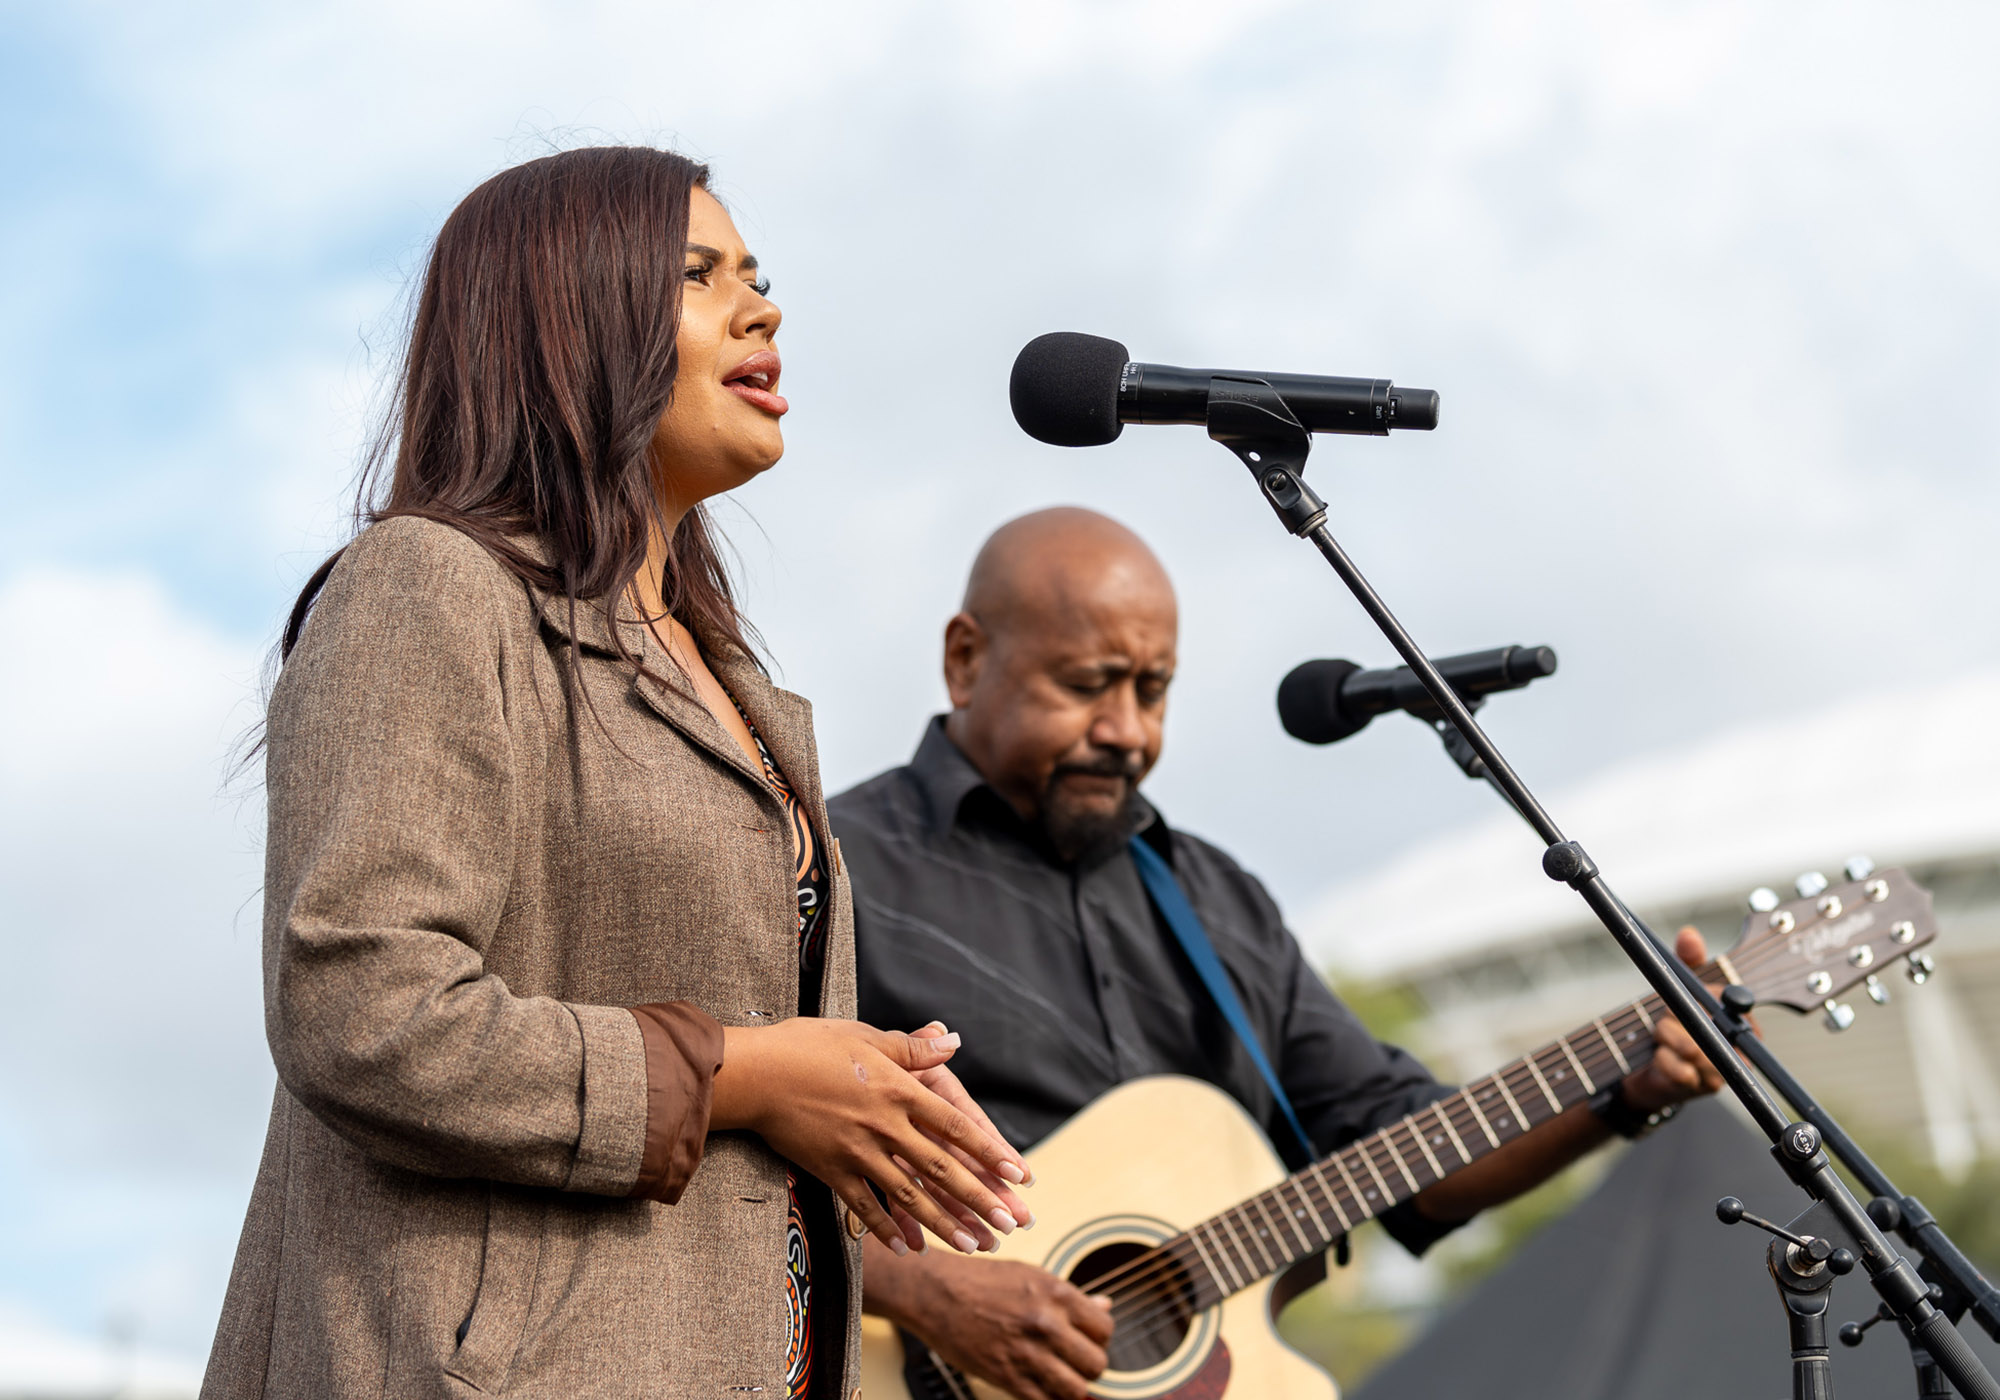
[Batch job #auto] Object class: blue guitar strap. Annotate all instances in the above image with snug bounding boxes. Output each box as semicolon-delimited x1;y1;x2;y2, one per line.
1128;835;1316;1164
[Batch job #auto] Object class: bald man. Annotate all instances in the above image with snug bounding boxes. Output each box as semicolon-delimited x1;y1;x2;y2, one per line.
828;508;1721;1400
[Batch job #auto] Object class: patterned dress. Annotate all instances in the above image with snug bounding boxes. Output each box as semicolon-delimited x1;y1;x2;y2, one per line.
736;711;832;1400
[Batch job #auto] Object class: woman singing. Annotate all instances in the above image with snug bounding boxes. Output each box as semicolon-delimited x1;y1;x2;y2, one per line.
201;147;1030;1400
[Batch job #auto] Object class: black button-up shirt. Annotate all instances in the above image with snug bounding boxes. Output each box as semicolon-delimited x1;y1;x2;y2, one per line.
828;718;1458;1255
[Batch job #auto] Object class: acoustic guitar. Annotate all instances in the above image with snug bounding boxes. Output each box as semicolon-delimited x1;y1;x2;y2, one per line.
861;866;1939;1399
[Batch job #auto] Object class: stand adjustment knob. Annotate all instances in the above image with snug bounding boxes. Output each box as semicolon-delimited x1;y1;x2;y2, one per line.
1840;1303;1892;1347
1717;1195;1849;1274
1823;999;1857;1031
1778;1122;1823;1163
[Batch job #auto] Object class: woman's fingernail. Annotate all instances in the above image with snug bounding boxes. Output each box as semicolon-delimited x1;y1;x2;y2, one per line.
996;1162;1026;1184
951;1229;979;1254
989;1208;1017;1234
888;1236;909;1257
1017;1208;1037;1229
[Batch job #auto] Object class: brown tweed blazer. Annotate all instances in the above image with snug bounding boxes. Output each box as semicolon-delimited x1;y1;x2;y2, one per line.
201;517;862;1400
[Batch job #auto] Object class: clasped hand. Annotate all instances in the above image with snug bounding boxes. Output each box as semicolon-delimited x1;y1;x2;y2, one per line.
712;1017;1032;1256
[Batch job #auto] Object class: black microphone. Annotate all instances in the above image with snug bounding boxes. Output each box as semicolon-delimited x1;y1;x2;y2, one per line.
1277;645;1558;745
1010;332;1441;448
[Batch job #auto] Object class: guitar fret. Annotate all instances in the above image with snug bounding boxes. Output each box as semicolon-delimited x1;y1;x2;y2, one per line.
1522;1052;1563;1115
1633;1000;1657;1032
1355;1141;1396;1209
1233;1204;1278;1273
1308;1162;1353;1231
1253;1192;1302;1260
1183;1224;1230;1300
1248;1192;1296;1256
1594;1016;1632;1075
1225;1211;1265;1283
1380;1126;1422;1195
1405;1113;1445;1179
1491;1073;1530;1135
1558;1036;1599;1095
1279;1179;1325;1250
1461;1087;1502;1148
1202;1219;1248;1292
1240;1200;1272;1272
1330;1150;1372;1221
1432;1101;1473;1166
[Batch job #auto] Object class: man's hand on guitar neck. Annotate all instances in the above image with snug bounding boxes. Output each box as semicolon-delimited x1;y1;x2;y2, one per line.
1413;926;1728;1224
862;1240;1115;1400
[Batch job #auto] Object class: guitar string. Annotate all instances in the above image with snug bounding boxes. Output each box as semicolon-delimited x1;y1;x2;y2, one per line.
1090;1006;1664;1350
1092;919;1908;1360
1052;977;1681;1310
1063;913;1889;1350
1096;1000;1694;1354
1069;996;1665;1340
1064;904;1882;1314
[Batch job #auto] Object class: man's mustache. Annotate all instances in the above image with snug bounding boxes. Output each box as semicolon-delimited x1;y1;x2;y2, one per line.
1049;753;1145;783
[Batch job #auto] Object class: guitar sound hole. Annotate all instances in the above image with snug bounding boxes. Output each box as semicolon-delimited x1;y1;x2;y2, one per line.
1069;1242;1197;1372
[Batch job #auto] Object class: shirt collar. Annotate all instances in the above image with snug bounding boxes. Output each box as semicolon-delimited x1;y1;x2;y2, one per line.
906;715;1172;866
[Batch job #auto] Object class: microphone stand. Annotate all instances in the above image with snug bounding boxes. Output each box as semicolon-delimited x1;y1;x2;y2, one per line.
1201;377;2000;1400
1444;725;1997;1394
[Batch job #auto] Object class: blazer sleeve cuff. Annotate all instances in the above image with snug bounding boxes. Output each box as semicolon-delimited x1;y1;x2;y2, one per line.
563;1001;652;1196
624;1002;727;1205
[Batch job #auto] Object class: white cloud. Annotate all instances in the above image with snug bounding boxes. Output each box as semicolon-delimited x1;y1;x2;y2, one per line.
7;0;2000;1359
0;1302;200;1399
0;570;269;1358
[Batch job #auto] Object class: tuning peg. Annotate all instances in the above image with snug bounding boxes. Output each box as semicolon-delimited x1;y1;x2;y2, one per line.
1823;999;1857;1031
1796;871;1830;898
1748;886;1780;913
1844;855;1876;881
1865;975;1890;1005
1906;952;1935;985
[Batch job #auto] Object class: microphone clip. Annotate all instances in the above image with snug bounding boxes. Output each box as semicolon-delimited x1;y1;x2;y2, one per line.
1205;376;1327;536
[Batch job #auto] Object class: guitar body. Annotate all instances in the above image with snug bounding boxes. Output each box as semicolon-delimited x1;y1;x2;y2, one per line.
860;1075;1338;1400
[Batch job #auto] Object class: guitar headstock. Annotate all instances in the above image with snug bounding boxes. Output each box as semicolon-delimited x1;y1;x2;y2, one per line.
1724;860;1938;1026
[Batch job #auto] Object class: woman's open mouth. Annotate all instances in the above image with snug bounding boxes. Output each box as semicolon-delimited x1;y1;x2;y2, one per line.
722;350;787;416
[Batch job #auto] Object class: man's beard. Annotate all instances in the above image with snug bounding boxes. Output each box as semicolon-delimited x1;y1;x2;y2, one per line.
1036;753;1147;864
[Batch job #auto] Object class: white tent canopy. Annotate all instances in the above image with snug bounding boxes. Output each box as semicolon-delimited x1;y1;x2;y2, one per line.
1301;672;2000;980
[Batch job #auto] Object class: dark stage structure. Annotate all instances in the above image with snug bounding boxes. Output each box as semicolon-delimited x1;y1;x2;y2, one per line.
1356;1099;2000;1400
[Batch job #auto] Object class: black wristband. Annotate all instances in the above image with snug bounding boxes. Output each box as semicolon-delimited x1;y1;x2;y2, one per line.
1588;1082;1678;1140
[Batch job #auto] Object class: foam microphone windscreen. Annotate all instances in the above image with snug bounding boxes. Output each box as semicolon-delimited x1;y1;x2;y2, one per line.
1010;332;1130;447
1277;659;1370;745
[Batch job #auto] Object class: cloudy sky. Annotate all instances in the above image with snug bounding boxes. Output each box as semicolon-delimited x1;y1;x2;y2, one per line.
4;0;1998;1369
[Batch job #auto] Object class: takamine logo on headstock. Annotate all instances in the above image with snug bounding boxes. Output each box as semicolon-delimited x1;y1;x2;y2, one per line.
1723;861;1938;1025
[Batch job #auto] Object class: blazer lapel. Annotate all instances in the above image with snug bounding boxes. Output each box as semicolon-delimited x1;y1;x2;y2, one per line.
706;634;824;822
528;583;769;791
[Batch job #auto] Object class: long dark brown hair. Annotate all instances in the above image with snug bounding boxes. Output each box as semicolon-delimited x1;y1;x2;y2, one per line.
281;145;757;675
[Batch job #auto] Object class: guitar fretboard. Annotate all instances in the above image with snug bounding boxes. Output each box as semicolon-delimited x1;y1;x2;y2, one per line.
1112;984;1680;1320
